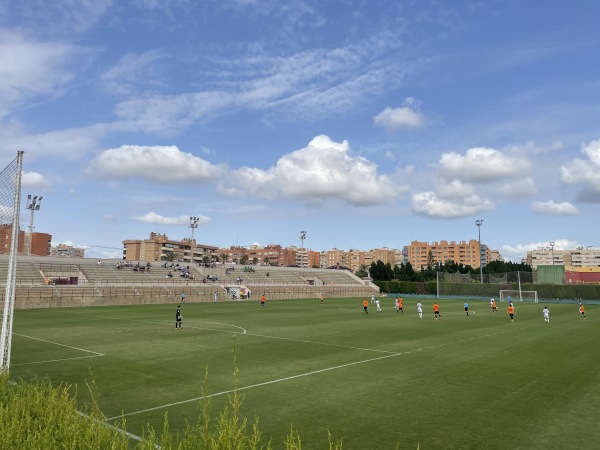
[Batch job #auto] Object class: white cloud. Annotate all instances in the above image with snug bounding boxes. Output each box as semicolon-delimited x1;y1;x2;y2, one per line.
497;177;537;197
219;135;398;206
373;98;425;131
560;138;600;202
530;200;579;215
411;191;495;219
0;30;87;118
0;120;107;161
113;39;411;132
22;171;51;188
99;50;168;96
133;212;211;226
87;145;226;183
439;147;531;182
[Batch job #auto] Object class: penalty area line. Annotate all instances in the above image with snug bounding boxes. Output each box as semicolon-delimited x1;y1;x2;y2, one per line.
12;355;104;366
14;333;105;356
108;352;402;420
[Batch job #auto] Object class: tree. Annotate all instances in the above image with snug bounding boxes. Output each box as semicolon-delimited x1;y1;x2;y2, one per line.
355;264;368;278
220;253;229;264
369;261;393;281
263;256;270;265
202;256;210;265
427;250;435;270
252;257;259;265
240;254;249;265
404;261;417;281
164;251;176;262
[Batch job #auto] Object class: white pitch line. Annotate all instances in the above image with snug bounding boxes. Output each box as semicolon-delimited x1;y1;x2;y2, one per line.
76;411;160;449
107;352;401;420
12;355;104;366
14;333;105;356
78;314;248;335
246;332;399;354
106;327;511;421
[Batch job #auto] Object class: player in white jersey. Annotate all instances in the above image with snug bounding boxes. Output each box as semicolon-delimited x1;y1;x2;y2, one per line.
416;301;423;319
375;299;382;313
371;294;376;304
543;306;550;323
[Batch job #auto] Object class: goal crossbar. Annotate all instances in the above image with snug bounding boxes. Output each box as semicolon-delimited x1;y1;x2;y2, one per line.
499;289;538;303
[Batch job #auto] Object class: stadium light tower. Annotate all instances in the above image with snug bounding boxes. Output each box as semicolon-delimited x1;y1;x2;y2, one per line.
549;241;555;266
26;195;43;256
300;230;306;249
188;216;200;264
475;219;484;283
189;216;199;242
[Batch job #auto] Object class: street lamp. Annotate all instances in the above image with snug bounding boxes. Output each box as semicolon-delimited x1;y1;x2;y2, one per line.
475;219;484;283
25;195;43;256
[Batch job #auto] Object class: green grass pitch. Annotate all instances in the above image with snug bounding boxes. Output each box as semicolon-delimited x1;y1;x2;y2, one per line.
10;298;600;449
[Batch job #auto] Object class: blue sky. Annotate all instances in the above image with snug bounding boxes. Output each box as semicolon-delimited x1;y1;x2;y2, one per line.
1;0;599;261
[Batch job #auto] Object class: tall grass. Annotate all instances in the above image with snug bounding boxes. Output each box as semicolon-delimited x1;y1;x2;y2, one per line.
0;368;344;450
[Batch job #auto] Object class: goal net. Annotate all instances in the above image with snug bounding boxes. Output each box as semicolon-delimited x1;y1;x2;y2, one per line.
0;151;24;373
499;289;538;303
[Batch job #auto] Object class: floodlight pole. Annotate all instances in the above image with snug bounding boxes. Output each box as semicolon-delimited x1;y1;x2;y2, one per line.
476;219;484;283
25;195;42;256
549;241;555;284
189;216;199;264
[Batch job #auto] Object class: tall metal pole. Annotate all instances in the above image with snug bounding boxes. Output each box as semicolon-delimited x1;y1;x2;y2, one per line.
1;151;24;372
25;195;42;256
549;241;555;284
189;216;199;264
299;231;307;268
476;219;484;283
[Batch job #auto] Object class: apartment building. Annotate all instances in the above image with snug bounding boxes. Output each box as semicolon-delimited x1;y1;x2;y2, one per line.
51;244;85;258
404;240;490;269
0;224;51;256
123;232;219;263
527;247;600;269
569;247;600;267
526;248;568;269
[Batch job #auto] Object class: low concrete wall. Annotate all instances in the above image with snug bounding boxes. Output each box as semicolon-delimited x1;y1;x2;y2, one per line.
13;284;377;309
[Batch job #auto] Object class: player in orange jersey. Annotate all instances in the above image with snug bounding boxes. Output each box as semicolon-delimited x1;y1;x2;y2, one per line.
433;302;442;320
579;303;586;319
363;299;369;314
507;304;515;322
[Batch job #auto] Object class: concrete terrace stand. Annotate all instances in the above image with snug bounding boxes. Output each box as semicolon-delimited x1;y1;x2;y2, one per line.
0;256;379;309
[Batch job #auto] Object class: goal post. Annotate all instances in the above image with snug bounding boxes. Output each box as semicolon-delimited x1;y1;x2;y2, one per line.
0;151;24;373
499;289;538;303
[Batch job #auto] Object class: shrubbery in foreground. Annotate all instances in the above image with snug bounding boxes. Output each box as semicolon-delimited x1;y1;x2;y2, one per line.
0;372;343;450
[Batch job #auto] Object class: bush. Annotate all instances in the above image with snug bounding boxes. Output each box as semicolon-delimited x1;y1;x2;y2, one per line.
0;368;345;450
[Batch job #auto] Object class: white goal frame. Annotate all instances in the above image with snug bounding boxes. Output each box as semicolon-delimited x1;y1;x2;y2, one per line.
499;289;538;303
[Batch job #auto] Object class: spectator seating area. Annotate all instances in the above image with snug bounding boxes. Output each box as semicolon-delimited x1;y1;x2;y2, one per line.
0;256;378;308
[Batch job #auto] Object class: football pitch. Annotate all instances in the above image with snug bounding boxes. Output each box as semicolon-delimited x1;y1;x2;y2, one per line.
10;297;600;449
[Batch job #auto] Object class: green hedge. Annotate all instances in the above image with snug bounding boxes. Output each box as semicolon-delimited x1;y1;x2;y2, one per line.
374;281;600;300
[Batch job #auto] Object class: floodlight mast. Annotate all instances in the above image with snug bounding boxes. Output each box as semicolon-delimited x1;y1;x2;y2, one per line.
475;219;484;283
300;230;306;249
188;216;199;263
26;195;42;256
